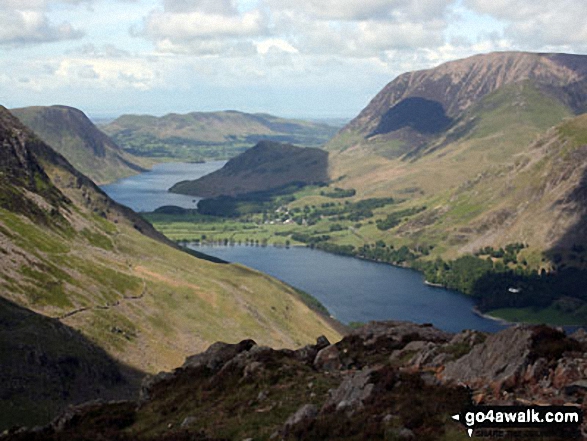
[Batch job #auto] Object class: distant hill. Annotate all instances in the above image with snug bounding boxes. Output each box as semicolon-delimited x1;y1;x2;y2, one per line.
100;110;340;161
11;105;147;185
169;140;329;198
0;106;341;429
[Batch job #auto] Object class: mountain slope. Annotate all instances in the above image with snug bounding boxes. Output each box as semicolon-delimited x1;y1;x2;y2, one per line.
101;110;340;161
341;52;587;142
0;106;342;429
11;105;147;185
170;140;329;198
322;52;587;262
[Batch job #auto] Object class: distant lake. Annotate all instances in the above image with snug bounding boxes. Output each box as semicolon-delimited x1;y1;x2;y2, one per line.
191;244;508;333
100;161;225;212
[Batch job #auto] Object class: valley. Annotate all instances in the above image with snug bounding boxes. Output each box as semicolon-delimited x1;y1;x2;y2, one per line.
0;106;341;429
157;52;587;326
4;48;587;438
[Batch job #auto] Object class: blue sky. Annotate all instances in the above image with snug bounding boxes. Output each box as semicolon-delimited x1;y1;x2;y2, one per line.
1;0;585;119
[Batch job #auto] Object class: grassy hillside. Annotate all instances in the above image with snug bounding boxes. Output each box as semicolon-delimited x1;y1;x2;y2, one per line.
170;141;329;198
11;105;148;185
0;106;342;429
100;111;340;162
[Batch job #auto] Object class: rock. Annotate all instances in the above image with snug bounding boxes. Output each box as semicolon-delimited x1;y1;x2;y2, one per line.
441;326;535;394
564;380;587;396
180;416;197;428
140;339;257;404
294;344;319;364
316;335;331;349
283;404;318;429
314;345;342;371
139;372;174;404
183;339;257;371
386;427;416;440
295;335;332;365
352;321;452;346
552;357;587;389
569;328;587;346
243;361;264;378
324;367;375;413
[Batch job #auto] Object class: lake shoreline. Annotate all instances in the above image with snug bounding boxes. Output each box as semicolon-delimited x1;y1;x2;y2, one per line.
189;242;507;333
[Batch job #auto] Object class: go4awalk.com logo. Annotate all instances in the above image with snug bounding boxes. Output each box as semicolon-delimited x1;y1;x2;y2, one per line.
452;405;583;438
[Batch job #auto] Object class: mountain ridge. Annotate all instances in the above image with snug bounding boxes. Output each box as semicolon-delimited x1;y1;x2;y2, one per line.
343;51;587;141
101;110;341;162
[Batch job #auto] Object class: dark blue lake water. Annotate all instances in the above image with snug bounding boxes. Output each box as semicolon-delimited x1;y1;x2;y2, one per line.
101;161;507;333
191;244;507;333
101;161;225;212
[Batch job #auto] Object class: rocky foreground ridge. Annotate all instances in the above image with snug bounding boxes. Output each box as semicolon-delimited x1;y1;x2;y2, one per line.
4;321;587;440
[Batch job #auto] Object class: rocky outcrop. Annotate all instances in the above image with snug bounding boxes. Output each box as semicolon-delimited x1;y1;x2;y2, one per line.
6;322;586;440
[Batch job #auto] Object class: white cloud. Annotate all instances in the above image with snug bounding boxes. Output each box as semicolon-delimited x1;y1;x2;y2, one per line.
0;4;84;45
264;0;450;22
139;0;268;55
144;9;265;39
465;0;587;50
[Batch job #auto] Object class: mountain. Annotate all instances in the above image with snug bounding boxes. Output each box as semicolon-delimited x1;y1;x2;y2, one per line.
7;321;587;440
11;105;147;185
0;106;342;429
321;52;587;262
100;110;340;162
336;52;587;153
169;140;329;198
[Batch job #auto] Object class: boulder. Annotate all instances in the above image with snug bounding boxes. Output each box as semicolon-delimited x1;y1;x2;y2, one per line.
323;367;376;413
314;345;342;371
441;326;534;393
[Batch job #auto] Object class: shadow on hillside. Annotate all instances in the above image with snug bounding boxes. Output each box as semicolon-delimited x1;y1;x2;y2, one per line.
472;268;587;316
0;296;146;431
545;159;587;257
369;97;453;138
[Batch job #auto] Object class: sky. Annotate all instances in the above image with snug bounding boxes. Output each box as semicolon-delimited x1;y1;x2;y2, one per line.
1;0;586;119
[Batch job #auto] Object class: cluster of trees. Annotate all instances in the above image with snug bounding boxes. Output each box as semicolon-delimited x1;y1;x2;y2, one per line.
320;187;356;198
413;255;587;316
197;184;303;217
376;206;427;231
474;243;527;265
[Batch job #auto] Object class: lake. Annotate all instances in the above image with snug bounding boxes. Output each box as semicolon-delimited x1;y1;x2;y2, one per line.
101;161;225;212
190;244;507;333
102;161;507;333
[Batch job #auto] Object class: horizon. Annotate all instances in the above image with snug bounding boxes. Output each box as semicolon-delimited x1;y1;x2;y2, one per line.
1;0;586;118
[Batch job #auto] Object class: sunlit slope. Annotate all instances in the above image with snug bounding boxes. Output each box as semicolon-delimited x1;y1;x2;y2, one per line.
101;110;340;161
0;106;342;376
319;53;587;265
